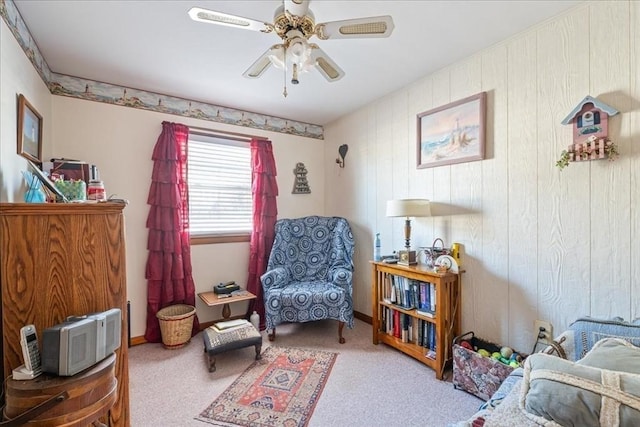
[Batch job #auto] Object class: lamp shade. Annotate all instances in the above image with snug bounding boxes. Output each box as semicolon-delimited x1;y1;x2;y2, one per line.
386;199;431;218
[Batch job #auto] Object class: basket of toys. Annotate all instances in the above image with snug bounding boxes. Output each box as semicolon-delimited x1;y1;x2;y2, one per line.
452;331;525;400
156;304;196;349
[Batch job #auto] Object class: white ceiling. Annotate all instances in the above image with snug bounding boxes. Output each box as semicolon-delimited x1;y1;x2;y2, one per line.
14;0;581;126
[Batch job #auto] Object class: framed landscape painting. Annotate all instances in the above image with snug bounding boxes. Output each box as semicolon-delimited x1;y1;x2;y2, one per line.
17;94;43;164
417;92;486;169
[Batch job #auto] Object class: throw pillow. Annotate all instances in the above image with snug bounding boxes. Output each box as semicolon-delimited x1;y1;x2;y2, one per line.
569;316;640;359
520;338;640;426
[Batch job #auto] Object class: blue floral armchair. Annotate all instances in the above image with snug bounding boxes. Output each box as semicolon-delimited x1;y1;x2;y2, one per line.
261;216;355;343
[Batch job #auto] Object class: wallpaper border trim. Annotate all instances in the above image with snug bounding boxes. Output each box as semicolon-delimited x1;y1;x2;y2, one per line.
0;0;324;140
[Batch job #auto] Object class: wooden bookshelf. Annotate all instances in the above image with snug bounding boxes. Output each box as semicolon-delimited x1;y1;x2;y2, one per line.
371;261;461;380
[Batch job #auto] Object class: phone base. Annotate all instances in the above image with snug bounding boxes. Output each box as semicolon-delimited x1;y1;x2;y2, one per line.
12;364;42;380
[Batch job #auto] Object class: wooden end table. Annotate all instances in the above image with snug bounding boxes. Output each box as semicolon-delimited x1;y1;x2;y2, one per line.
4;353;117;426
198;291;256;319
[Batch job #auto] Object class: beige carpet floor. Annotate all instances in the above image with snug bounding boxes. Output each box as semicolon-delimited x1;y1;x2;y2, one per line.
129;318;482;426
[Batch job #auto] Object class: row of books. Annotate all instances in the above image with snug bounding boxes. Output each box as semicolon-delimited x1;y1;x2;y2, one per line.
380;307;437;359
383;275;436;317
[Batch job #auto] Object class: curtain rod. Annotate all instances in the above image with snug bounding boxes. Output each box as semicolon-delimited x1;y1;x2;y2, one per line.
188;125;270;142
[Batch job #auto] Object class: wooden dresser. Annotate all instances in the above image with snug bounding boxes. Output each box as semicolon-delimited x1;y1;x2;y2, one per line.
0;203;129;426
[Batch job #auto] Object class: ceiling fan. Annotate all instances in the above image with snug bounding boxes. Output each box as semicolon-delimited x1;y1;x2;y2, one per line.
188;0;394;96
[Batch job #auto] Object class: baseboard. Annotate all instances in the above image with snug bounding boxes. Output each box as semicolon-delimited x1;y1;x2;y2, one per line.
131;312;372;346
129;336;147;346
354;311;372;324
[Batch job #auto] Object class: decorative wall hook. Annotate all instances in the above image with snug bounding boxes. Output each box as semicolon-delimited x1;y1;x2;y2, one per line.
336;144;348;168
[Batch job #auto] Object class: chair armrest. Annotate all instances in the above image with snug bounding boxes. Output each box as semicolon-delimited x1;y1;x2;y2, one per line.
261;267;289;291
328;267;352;291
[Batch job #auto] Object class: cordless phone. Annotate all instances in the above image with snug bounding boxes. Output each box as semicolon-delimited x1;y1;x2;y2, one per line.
13;324;43;380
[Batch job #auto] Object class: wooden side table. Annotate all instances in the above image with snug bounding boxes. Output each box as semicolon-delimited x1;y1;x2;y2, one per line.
198;291;256;319
3;353;117;426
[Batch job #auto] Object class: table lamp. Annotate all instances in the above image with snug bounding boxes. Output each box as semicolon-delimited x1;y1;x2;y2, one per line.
386;199;431;265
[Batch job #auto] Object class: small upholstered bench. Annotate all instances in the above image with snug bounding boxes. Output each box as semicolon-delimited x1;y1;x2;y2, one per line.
202;322;262;372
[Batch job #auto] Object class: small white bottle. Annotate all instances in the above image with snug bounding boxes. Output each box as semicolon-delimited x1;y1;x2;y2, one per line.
374;233;381;261
250;310;260;330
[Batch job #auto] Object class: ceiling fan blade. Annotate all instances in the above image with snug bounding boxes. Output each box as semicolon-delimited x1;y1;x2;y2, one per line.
315;15;394;40
284;0;310;17
242;46;283;79
308;45;344;82
188;7;272;32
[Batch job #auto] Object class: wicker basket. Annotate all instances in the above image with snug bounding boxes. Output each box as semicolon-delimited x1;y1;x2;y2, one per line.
156;304;196;349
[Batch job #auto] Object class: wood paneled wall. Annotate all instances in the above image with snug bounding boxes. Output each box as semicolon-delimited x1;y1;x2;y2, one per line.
325;1;639;353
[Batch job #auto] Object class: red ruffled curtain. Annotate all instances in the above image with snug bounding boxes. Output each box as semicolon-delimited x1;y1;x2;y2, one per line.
246;139;278;330
144;121;200;342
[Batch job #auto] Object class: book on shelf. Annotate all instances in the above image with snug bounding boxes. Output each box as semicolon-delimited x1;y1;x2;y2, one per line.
403;278;414;309
402;313;411;343
393;309;401;338
388;275;418;310
429;322;436;352
384;274;393;303
430;282;436;312
416;308;435;318
410;281;420;309
417;281;436;317
389;282;397;304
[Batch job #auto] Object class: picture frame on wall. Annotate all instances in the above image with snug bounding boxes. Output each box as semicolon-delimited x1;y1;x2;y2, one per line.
17;94;43;164
417;92;486;169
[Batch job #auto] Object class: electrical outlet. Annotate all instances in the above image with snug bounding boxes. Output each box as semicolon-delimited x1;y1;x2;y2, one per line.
534;320;553;344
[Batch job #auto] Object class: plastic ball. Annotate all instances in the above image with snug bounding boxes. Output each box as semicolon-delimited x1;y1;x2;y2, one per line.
500;346;513;359
477;349;490;357
509;352;519;361
491;352;501;359
509;360;520;368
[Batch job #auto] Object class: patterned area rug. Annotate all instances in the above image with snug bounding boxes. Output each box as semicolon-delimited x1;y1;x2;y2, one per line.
196;346;337;427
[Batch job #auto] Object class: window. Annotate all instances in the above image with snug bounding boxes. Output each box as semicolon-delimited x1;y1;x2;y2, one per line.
187;132;252;243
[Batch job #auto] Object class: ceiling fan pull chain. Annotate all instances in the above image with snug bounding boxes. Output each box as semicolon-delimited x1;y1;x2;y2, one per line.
282;47;288;97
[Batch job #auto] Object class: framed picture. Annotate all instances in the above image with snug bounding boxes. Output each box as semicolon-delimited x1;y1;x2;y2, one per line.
417;92;486;169
17;94;43;164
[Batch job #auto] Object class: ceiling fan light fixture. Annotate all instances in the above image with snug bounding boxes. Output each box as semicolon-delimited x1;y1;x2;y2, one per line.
288;36;311;63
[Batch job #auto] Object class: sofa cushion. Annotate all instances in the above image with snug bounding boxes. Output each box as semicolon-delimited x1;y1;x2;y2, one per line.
520;338;640;426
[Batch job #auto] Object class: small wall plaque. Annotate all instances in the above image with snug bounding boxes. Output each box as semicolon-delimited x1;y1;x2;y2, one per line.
292;162;311;194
